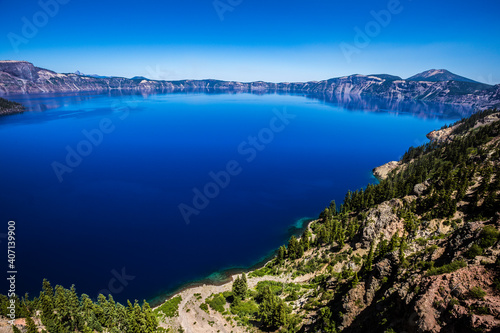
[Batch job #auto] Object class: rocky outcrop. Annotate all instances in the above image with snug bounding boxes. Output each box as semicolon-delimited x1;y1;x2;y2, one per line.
0;96;24;116
361;199;405;247
373;161;400;180
1;61;499;109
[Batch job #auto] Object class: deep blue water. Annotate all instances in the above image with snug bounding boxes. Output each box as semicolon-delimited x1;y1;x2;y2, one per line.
0;92;472;304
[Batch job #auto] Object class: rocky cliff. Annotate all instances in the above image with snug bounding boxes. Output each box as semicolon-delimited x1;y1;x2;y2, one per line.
1;61;499;109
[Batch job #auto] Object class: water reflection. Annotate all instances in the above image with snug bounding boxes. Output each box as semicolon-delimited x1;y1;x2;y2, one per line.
2;90;474;126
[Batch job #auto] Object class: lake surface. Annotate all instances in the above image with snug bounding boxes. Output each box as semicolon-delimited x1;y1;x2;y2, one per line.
0;92;473;304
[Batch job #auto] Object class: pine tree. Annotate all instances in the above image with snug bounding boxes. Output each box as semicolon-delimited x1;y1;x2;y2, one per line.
388;233;399;252
351;272;359;288
232;274;247;300
142;300;158;333
25;317;37;333
364;241;375;273
288;236;301;260
277;246;286;263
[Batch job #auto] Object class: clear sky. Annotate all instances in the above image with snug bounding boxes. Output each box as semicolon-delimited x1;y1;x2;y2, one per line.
1;0;499;83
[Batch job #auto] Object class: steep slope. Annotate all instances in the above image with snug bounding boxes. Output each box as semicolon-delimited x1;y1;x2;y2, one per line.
1;61;499;109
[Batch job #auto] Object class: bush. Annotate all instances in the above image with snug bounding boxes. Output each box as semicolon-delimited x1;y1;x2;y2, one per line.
199;303;209;313
479;226;499;248
426;259;466;276
466;244;483;259
154;296;182;318
249;266;272;278
230;299;259;317
469;286;486;299
206;293;226;313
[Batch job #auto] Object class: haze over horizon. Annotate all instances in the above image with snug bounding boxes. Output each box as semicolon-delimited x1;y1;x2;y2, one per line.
1;0;500;84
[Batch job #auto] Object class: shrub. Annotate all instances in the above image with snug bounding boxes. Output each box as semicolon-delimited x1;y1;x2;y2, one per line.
249;266;272;278
154;296;182;318
469;286;486;299
416;238;428;246
206;293;226;313
479;226;499;248
426;259;466;276
199;303;209;313
466;244;483;259
230;299;259;317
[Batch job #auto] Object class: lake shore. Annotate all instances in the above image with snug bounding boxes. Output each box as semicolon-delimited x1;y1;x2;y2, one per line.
152;219;317;331
0;97;25;116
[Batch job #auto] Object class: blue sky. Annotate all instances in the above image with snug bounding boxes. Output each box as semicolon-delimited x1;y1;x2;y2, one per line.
1;0;499;83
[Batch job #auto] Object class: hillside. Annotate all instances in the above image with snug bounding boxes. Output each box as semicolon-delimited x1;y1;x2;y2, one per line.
1;61;500;109
0;97;24;116
2;109;499;332
407;69;480;83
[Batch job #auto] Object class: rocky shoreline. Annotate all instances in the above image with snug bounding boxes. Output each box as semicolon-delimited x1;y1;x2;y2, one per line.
0;97;24;116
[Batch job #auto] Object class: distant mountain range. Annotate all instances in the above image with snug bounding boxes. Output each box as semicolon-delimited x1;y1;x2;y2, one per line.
1;61;499;109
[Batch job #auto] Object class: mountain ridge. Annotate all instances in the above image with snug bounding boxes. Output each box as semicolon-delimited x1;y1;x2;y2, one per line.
407;69;480;83
1;61;499;109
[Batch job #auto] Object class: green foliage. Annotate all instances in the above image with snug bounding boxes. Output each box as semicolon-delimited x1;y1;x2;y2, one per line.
318;307;337;333
363;241;375;273
466;244;483;259
25;317;37;333
256;281;284;297
257;286;290;329
248;265;273;278
199;303;209;313
479;226;499;248
426;259;466;276
0;280;159;333
205;293;226;313
230;298;259;317
154;296;182;318
287;236;304;260
469;286;487;299
232;274;248;300
453;109;499;135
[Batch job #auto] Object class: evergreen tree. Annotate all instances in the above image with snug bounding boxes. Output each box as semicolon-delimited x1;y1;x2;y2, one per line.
258;286;289;329
364;241;375;273
25;317;38;333
277;246;286;263
287;236;303;260
232;274;247;300
351;272;359;288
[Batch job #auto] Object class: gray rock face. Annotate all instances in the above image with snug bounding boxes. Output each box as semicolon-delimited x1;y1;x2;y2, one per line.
1;61;499;109
0;61;40;81
413;181;429;196
361;199;404;247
